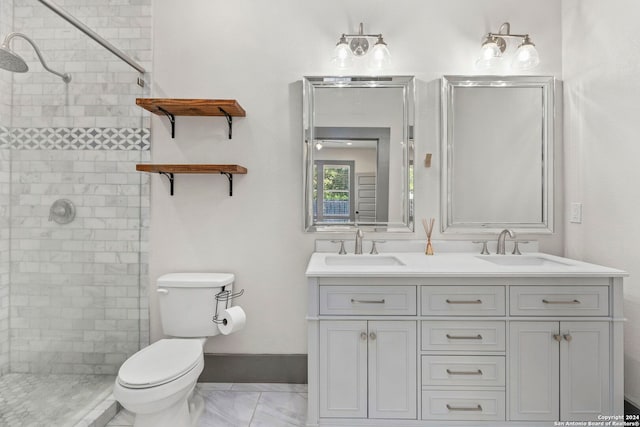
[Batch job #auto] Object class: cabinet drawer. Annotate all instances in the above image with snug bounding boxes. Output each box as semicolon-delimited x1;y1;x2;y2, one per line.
421;286;505;316
510;286;609;316
422;390;505;421
422;356;505;387
319;285;416;315
421;321;505;351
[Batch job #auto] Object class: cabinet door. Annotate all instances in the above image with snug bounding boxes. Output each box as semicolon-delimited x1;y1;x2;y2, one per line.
319;320;367;418
509;322;560;421
560;321;610;421
368;321;417;419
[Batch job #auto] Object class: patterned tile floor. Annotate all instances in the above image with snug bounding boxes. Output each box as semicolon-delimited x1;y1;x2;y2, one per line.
106;383;308;427
0;373;115;427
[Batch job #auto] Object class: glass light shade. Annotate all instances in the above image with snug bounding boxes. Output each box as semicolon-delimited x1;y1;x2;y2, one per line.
369;40;391;70
476;38;503;69
332;41;353;69
475;40;503;70
512;42;540;70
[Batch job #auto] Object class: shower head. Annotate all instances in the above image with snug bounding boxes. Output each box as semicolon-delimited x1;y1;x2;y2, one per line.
0;32;71;83
0;45;28;73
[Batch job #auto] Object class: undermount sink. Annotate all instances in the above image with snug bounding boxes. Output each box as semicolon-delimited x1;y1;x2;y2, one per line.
324;255;405;266
477;255;571;267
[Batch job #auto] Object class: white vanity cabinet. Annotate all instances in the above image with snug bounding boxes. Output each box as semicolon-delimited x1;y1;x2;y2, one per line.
306;273;624;427
509;283;612;422
509;321;610;421
319;319;417;419
316;283;417;419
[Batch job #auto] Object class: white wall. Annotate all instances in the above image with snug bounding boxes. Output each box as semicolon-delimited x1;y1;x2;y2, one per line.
149;0;563;354
562;0;640;406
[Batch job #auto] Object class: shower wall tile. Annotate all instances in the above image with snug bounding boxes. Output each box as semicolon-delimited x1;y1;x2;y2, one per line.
2;0;152;375
12;0;152;130
0;0;12;376
9;149;149;374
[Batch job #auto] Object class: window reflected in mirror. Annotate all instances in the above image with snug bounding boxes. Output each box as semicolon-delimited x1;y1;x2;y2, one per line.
303;76;415;232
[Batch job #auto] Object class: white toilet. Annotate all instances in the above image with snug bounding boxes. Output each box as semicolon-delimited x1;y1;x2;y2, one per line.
113;272;235;427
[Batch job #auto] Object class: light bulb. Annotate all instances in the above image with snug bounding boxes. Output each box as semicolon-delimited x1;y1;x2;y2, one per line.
369;37;391;70
512;37;539;70
475;37;503;70
331;36;353;69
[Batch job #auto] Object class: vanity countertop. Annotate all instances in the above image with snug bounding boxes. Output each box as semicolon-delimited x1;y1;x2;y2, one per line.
305;251;627;278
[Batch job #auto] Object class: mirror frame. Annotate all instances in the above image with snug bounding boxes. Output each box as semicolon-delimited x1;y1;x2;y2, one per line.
440;75;555;234
303;75;415;232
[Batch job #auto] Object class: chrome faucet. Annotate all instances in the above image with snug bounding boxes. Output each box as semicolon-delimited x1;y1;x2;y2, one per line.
496;229;515;255
354;228;364;254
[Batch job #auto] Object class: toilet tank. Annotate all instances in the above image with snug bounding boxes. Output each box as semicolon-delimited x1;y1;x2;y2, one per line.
157;272;234;337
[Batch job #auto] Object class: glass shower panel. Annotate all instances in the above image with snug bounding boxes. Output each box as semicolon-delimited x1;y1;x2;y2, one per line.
8;65;148;374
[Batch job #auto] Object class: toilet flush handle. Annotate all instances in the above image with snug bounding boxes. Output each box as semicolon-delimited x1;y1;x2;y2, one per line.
157;288;169;295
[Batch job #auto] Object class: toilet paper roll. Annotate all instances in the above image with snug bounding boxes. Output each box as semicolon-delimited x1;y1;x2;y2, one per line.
218;306;246;335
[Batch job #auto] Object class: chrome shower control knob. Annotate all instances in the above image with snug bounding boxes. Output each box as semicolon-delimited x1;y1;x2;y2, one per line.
49;199;76;224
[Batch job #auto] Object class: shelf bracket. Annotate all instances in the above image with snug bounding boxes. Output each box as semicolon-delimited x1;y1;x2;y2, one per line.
221;172;234;196
157;107;176;138
218;107;233;139
158;171;175;196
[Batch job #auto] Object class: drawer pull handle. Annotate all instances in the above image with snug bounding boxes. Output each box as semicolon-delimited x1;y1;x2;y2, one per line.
446;404;483;412
446;299;482;304
350;298;385;304
360;332;368;341
446;334;483;340
446;369;483;375
542;299;580;304
553;334;562;342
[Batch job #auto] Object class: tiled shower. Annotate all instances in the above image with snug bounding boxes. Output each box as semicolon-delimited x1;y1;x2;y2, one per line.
0;0;151;424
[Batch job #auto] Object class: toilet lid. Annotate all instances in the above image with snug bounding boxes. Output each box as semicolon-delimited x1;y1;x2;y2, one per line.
118;339;202;389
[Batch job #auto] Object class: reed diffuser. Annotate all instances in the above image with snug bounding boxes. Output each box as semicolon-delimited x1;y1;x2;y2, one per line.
422;218;435;255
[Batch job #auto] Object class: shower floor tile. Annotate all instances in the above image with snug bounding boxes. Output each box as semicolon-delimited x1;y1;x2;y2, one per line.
0;373;114;427
106;383;308;427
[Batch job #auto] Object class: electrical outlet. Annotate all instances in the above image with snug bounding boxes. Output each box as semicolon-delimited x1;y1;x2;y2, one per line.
570;202;582;223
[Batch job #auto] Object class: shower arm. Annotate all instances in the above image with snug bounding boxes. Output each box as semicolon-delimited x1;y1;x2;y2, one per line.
3;32;71;83
37;0;146;75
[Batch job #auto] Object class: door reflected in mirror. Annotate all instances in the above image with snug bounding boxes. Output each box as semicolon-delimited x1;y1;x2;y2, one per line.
303;76;415;232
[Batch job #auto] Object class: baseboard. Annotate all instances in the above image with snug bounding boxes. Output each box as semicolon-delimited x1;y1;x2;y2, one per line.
626;399;640;416
198;354;307;384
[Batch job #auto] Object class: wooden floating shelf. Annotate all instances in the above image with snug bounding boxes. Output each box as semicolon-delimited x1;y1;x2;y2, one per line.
136;99;246;117
136;98;246;139
136;164;247;196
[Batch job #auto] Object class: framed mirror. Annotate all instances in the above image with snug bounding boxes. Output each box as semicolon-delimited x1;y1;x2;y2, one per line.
303;76;415;232
441;75;555;234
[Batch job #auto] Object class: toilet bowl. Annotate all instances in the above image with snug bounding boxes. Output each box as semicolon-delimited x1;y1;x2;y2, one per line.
113;273;236;427
113;338;206;427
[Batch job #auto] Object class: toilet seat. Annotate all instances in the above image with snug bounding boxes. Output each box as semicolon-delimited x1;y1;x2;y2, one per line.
117;339;203;389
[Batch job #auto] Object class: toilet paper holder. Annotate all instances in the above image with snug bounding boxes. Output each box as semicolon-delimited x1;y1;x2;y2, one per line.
212;288;244;324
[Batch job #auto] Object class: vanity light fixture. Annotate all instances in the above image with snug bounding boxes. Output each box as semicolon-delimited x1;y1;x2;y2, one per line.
332;23;391;70
476;22;539;71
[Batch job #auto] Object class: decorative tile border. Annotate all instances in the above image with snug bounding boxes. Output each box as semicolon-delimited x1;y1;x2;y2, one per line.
0;126;150;151
0;126;8;148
